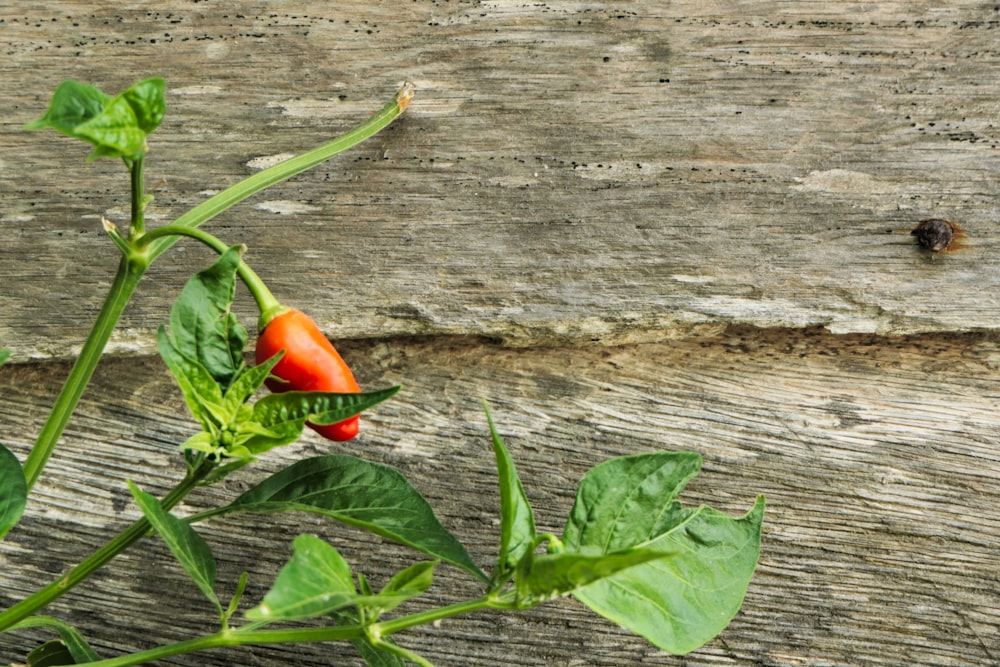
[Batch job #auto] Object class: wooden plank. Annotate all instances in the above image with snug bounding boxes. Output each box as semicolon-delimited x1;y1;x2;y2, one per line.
1;328;998;665
3;3;1000;360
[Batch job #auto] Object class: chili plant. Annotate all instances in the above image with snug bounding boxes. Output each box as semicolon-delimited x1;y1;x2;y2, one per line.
0;78;765;667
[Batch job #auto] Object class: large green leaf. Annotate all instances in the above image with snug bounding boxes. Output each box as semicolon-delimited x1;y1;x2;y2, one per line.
484;404;536;585
246;534;357;621
217;455;486;582
563;452;765;654
129;481;221;614
167;245;247;390
0;443;27;539
25;78;165;161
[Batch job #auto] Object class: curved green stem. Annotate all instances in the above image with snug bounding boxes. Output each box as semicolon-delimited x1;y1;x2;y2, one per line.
135;225;282;320
129;157;146;237
0;462;213;632
144;82;414;265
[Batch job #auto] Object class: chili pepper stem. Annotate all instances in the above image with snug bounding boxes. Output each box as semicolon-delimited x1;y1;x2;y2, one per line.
134;225;285;325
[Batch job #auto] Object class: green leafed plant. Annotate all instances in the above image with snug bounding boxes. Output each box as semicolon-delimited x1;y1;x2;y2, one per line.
0;77;765;667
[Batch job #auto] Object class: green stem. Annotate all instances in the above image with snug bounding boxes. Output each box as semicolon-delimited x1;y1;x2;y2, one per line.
21;258;147;490
69;594;509;667
0;463;211;632
136;225;282;320
129;157;146;237
144;82;414;265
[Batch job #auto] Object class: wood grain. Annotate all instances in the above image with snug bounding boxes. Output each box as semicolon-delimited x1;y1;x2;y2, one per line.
2;2;999;666
2;329;999;665
3;2;1000;359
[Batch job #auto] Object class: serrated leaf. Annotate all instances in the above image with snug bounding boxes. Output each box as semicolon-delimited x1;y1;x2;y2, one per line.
484;403;535;585
246;534;357;621
515;547;674;607
129;481;221;614
239;387;399;454
167;245;247;390
157;326;227;431
217;455;486;582
0;443;27;539
10;616;100;663
222;351;282;421
563;453;765;655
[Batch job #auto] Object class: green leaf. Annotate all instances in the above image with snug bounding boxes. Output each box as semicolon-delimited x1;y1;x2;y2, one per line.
515;547;674;607
563;453;765;655
222;351;282;421
219;455;487;582
372;561;437;614
120;77;166;134
246;534;357;621
0;349;10;365
10;616;100;663
167;245;247;390
129;481;221;614
26;639;77;666
25;80;110;134
238;386;400;454
157;326;227;431
25;78;166;161
350;639;407;667
0;443;27;539
484;403;535;585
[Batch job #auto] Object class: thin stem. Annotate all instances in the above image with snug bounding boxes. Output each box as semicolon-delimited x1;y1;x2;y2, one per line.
375;595;512;637
129;157;145;237
0;463;212;632
21;258;147;490
144;82;414;265
136;225;282;319
69;626;365;667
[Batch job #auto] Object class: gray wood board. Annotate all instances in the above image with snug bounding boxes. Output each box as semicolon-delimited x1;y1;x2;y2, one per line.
1;329;998;666
3;3;1000;360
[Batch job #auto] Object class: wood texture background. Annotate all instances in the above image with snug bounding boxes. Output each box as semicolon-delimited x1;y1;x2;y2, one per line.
1;2;998;665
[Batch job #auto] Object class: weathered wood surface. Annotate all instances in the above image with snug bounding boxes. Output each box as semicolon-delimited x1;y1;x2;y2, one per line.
2;330;999;665
2;2;1000;667
3;2;1000;358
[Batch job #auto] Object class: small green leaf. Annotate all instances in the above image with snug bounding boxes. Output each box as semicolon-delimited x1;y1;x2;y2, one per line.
129;481;221;614
0;349;10;365
25;80;110;134
158;326;227;431
25;78;166;161
350;639;407;667
246;534;357;621
120;77;166;134
26;639;77;667
0;443;27;539
223;572;250;626
484;403;536;585
372;561;437;614
515;547;674;607
239;386;400;454
167;245;247;390
563;453;765;655
10;616;100;663
222;351;282;421
219;455;486;582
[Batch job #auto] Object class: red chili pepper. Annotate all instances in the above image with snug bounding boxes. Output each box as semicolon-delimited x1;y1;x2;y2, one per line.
255;308;361;441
